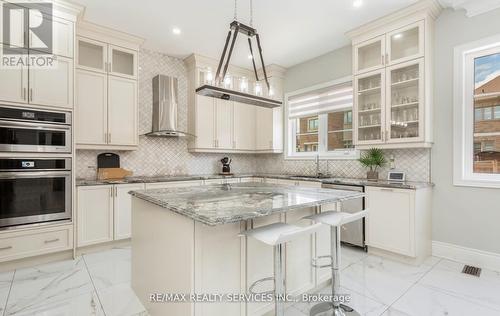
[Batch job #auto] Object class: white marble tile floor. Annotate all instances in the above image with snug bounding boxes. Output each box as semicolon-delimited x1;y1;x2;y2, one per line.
0;246;498;316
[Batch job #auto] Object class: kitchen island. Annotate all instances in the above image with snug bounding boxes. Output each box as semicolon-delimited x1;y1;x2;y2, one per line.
129;182;364;316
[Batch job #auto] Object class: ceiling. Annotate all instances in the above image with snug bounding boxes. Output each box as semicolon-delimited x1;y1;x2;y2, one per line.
75;0;420;68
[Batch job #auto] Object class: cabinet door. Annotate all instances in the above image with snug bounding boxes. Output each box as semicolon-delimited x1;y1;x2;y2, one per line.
0;45;28;104
77;37;107;73
233;102;256;150
365;187;415;257
114;183;144;240
75;69;107;145
354;69;386;146
0;2;25;48
386;58;424;143
108;45;137;79
29;56;73;108
29;14;73;57
255;107;273;150
215;99;233;149
77;186;114;247
354;35;385;75
195;95;216;149
387;21;424;66
108;76;137;146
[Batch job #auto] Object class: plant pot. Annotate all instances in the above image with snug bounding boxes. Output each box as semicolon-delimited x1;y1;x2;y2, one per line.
367;171;379;181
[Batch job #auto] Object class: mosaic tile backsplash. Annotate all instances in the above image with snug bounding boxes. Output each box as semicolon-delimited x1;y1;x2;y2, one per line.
76;49;431;182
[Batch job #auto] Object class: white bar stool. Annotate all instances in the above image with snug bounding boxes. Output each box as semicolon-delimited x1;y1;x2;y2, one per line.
240;221;324;316
303;207;368;316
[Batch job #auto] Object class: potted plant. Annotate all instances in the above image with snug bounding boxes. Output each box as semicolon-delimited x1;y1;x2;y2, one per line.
359;148;387;180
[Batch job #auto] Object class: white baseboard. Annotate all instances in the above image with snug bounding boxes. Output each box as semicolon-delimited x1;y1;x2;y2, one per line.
432;241;500;272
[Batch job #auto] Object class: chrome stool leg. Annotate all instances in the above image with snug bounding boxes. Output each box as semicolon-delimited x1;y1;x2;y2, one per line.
307;203;365;316
274;243;285;316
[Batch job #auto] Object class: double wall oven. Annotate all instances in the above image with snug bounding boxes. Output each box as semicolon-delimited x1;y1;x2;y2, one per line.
0;105;72;229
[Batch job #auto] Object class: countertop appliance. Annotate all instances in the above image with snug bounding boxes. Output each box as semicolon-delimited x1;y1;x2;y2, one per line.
0;105;71;153
220;157;232;174
147;75;191;137
322;183;365;249
0;158;72;228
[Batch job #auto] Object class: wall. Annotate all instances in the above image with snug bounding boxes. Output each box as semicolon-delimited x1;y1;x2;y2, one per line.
432;8;500;254
284;45;352;93
256;45;431;182
76;49;256;179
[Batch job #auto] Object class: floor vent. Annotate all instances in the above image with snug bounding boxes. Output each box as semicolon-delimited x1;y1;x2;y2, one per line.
462;265;482;277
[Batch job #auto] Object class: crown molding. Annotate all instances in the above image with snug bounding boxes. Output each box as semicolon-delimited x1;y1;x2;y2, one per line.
439;0;500;17
76;20;145;48
346;0;442;39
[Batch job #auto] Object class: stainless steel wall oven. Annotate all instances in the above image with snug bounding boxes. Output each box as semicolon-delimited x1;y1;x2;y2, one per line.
0;158;72;228
0;106;71;153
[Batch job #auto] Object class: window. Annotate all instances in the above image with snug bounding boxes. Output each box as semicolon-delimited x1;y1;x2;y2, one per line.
454;35;500;187
285;77;359;159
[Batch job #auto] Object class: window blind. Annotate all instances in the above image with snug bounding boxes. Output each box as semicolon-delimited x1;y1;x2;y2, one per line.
288;82;353;119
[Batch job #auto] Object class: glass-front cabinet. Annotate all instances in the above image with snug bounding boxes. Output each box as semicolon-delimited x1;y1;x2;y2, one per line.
355;70;385;145
353;21;424;75
354;35;385;75
352;16;431;148
387;21;424;66
386;59;424;142
77;37;137;79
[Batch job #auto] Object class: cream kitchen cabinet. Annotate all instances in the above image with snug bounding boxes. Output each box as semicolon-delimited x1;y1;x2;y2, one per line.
185;54;284;154
255;106;283;152
75;69;107;145
233;102;256;151
107;76;137;145
29;56;74;108
77;183;146;247
77;185;114;247
0;6;76;109
76;70;138;147
0;46;73;109
75;25;141;150
114;183;144;240
76;38;137;79
0;45;28;104
365;186;432;263
349;5;437;149
353;21;424;75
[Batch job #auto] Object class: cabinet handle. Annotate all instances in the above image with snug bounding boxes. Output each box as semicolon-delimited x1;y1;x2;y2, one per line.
0;246;12;251
115;187;118;197
110;188;113;197
380;188;394;192
381;55;385;65
29;88;33;102
23;88;26;101
44;238;60;244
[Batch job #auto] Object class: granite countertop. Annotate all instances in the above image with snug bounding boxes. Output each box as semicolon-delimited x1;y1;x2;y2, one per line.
76;173;433;189
129;182;365;226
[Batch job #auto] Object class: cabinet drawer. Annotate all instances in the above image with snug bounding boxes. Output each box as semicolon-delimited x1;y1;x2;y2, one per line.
0;225;73;262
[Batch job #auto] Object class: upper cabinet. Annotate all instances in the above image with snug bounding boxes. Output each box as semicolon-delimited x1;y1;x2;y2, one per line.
75;22;143;150
0;1;80;110
348;2;441;149
185;54;284;154
354;22;424;75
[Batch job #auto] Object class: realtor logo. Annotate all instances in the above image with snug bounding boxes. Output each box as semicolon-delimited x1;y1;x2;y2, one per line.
1;1;56;68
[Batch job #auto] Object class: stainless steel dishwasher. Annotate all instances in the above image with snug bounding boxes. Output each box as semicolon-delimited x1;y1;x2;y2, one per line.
322;183;366;249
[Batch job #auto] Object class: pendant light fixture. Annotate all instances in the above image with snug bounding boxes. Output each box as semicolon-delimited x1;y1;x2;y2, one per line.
195;0;282;108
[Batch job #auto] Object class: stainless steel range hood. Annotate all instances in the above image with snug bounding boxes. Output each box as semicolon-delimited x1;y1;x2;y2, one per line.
147;75;191;137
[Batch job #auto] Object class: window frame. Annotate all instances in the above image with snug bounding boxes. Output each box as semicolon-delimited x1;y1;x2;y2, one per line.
285;76;360;160
453;35;500;188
